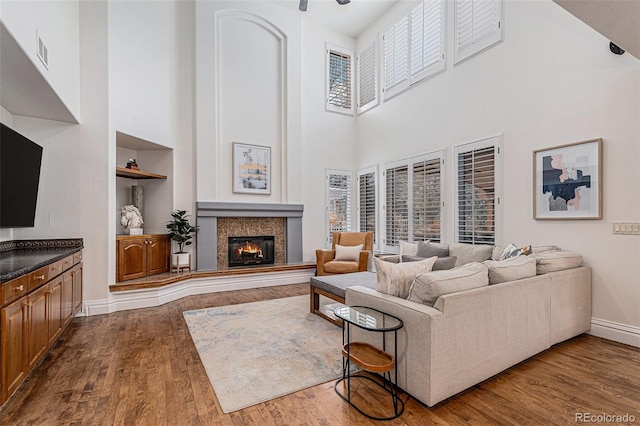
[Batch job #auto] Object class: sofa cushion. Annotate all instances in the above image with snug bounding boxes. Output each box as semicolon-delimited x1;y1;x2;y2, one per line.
323;260;360;274
399;241;418;257
533;251;582;274
449;243;494;267
334;244;363;261
483;256;537;285
402;255;457;271
310;272;376;299
374;256;437;298
416;241;450;258
407;262;489;306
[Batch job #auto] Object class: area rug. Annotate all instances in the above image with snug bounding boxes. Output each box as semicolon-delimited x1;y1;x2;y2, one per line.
183;295;346;413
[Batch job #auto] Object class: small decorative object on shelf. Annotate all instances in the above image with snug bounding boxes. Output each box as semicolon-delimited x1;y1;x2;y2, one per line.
126;158;139;170
166;209;199;272
120;205;144;235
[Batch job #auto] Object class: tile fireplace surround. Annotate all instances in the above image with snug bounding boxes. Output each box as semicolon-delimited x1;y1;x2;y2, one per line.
196;202;304;271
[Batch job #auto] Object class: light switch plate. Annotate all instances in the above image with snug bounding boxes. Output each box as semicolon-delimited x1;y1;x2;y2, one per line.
613;222;640;235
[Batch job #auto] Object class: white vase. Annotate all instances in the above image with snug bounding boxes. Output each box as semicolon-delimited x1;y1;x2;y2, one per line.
172;253;191;272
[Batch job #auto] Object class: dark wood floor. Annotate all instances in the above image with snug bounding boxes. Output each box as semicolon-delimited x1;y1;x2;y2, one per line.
1;283;639;425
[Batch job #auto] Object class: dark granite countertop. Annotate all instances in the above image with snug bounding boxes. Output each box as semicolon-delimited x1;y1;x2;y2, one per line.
0;239;83;282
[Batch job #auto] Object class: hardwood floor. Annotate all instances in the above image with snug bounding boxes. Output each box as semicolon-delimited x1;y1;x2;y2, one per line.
1;283;638;425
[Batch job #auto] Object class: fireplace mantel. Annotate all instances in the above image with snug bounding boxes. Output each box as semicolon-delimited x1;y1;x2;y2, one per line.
196;202;304;271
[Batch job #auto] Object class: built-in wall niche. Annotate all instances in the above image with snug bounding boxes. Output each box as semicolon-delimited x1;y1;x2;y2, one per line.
116;131;173;235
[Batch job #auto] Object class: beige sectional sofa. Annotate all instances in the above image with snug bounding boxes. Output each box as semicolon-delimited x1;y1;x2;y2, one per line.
345;255;591;407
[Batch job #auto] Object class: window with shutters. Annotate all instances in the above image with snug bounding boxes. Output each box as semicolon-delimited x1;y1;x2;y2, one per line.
384;151;444;252
326;170;354;246
357;40;378;114
455;137;501;245
383;0;445;100
454;0;503;64
357;167;377;247
326;44;354;115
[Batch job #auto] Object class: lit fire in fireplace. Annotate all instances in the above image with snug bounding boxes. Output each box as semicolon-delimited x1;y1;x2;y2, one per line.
236;241;264;259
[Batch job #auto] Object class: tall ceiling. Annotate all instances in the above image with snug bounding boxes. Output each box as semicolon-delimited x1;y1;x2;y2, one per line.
552;1;638;59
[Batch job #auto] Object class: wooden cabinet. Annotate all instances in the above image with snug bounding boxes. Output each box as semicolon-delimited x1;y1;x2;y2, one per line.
0;297;28;403
116;235;170;282
1;250;83;405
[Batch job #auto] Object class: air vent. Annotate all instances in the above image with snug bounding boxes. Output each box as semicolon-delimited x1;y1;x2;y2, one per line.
36;31;49;69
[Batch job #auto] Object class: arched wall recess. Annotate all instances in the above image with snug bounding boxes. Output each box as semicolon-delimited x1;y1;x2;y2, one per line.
214;10;289;201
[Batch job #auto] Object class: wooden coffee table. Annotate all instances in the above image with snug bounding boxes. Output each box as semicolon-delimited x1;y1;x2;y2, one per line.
333;305;405;420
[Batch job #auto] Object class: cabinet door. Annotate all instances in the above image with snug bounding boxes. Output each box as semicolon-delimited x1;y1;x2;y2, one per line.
1;297;28;404
47;277;63;347
72;265;83;314
62;271;74;327
147;236;170;276
27;285;48;369
117;238;147;282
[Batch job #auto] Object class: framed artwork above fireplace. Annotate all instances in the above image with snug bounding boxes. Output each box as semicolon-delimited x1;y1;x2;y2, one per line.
233;142;271;194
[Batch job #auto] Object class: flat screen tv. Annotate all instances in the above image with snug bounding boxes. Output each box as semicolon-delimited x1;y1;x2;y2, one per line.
0;123;43;228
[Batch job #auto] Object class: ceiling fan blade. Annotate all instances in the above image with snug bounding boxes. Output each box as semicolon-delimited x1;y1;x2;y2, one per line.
336;0;351;4
299;0;308;12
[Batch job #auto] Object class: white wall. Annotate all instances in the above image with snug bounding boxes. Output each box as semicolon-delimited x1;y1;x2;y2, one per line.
195;1;302;205
0;0;80;120
300;20;358;259
356;0;640;331
11;1;110;304
108;0;178;149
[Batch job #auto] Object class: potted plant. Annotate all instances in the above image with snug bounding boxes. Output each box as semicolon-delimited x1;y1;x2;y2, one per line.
166;209;199;271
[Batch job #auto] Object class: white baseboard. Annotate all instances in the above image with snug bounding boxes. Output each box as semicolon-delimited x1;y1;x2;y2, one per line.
589;317;640;348
82;270;315;316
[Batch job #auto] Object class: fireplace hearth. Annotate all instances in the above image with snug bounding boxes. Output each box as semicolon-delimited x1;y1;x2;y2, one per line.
228;236;275;267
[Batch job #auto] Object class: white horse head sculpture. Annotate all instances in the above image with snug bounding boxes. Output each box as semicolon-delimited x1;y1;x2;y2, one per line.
120;205;144;229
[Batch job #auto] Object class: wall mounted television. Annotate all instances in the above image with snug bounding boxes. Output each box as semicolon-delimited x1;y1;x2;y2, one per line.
1;123;43;228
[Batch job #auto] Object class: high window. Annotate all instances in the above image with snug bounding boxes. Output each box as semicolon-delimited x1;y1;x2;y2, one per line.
454;0;503;64
357;40;378;114
454;137;501;245
326;170;354;246
384;151;444;252
383;0;445;100
326;44;354;115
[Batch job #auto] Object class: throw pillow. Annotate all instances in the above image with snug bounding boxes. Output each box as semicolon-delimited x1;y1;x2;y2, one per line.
499;243;532;261
399;241;419;259
416;241;450;258
449;243;494;267
402;255;457;271
407;262;489;306
374;256;437;298
334;244;363;262
532;251;582;274
483;256;536;285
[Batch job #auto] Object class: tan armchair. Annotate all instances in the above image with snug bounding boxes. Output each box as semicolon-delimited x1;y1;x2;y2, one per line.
315;231;374;276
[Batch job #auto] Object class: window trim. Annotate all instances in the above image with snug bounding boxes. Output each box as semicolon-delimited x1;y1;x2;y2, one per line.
326;43;355;116
453;135;502;245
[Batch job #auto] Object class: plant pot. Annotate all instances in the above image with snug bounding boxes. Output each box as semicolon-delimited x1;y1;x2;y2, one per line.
172;253;191;272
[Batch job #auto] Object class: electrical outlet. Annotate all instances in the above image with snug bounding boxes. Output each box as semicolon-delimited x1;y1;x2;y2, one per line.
613;222;640;235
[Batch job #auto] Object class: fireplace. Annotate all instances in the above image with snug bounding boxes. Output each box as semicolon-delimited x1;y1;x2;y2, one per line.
228;236;275;267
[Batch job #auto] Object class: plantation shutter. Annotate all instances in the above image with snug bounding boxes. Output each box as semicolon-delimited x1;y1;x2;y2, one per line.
455;0;502;64
383;15;409;99
412;156;442;243
456;142;497;245
357;41;378;114
357;168;377;245
326;45;353;114
326;170;353;246
410;0;445;83
385;163;409;250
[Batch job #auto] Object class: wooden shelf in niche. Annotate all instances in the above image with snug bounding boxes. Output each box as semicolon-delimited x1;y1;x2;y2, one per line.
115;167;167;180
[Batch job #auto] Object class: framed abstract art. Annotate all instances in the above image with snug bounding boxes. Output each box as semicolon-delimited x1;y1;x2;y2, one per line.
533;138;602;220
